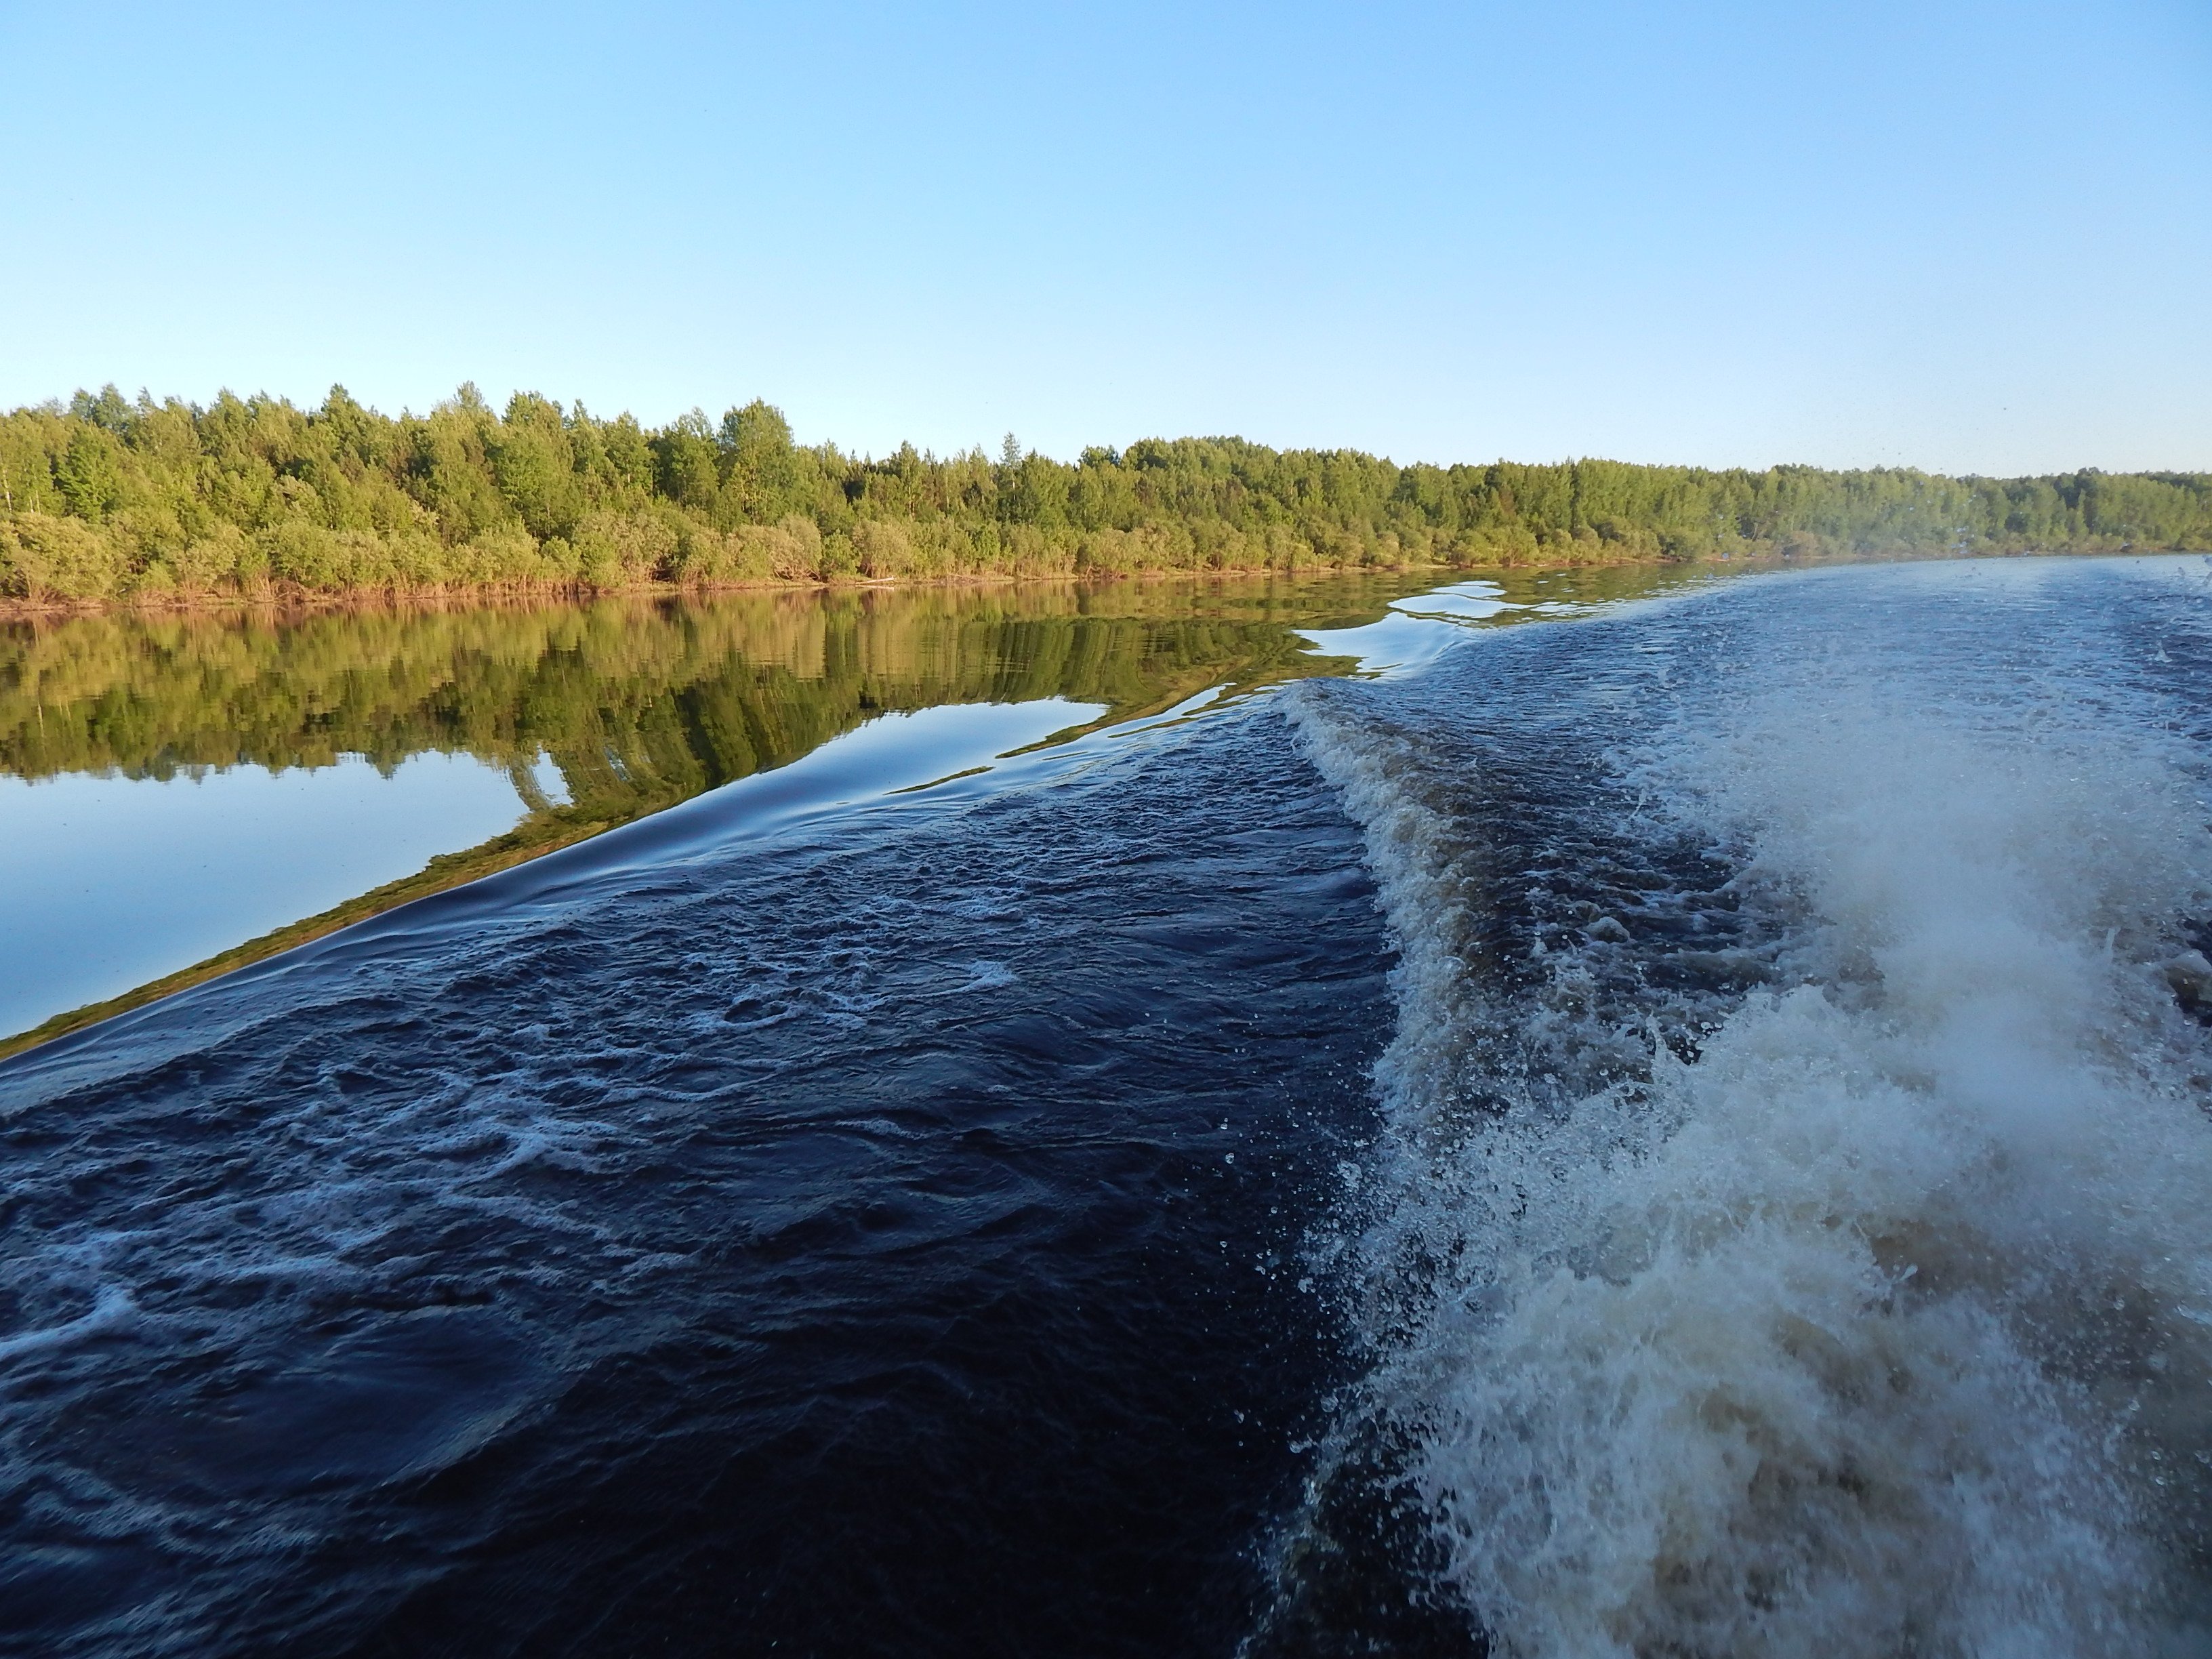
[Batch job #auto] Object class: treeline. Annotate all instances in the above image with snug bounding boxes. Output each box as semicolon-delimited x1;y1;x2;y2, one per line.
3;383;2207;606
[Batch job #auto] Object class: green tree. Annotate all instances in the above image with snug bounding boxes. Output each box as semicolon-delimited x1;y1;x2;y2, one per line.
55;427;125;520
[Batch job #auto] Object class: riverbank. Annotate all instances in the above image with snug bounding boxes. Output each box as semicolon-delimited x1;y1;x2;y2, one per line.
8;388;2205;615
1;536;2181;624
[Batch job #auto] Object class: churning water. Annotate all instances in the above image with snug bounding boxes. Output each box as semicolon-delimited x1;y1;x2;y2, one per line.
5;556;2211;1656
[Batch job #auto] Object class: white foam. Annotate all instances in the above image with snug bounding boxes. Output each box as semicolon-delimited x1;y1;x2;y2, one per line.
1294;627;2212;1656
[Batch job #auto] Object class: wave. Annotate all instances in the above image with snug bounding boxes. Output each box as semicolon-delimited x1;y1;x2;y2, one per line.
1290;562;2212;1657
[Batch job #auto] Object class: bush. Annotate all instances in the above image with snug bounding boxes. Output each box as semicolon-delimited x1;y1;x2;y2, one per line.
263;520;351;590
465;526;560;586
573;510;680;589
852;518;914;579
0;512;129;602
723;514;821;582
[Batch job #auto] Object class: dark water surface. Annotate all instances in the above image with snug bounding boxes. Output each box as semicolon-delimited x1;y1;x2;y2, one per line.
7;557;2212;1657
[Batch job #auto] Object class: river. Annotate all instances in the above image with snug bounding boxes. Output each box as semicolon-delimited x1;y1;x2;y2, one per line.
3;556;2209;1657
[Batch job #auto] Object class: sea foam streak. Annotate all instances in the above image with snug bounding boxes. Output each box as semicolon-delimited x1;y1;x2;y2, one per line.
1294;581;2212;1657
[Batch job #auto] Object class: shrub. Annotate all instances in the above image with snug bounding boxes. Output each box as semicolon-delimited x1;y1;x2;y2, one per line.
0;512;129;602
572;510;680;588
851;518;914;579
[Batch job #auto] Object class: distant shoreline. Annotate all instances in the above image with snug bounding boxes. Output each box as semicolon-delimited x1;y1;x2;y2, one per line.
7;384;2205;615
8;387;2203;619
0;541;2194;625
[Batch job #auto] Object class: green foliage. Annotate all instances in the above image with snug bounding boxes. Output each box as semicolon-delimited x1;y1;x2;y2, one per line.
3;382;2206;610
0;512;129;601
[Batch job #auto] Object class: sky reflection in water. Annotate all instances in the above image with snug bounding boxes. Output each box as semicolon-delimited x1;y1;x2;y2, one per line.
0;756;546;1035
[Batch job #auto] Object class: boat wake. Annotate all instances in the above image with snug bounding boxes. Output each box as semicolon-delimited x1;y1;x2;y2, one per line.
1282;559;2212;1658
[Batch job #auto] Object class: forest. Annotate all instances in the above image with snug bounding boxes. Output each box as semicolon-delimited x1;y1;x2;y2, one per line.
3;384;2208;605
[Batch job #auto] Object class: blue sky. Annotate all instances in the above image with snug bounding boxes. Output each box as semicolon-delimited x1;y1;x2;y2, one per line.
3;1;2206;474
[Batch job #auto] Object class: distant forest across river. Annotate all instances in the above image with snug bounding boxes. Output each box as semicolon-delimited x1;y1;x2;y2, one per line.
3;384;2207;607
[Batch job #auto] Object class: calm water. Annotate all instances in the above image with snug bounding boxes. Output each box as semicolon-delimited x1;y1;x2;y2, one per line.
3;557;2211;1656
3;573;1636;1044
0;756;557;1033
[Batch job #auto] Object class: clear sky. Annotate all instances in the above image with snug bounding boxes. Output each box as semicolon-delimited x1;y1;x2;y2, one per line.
3;1;2207;475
